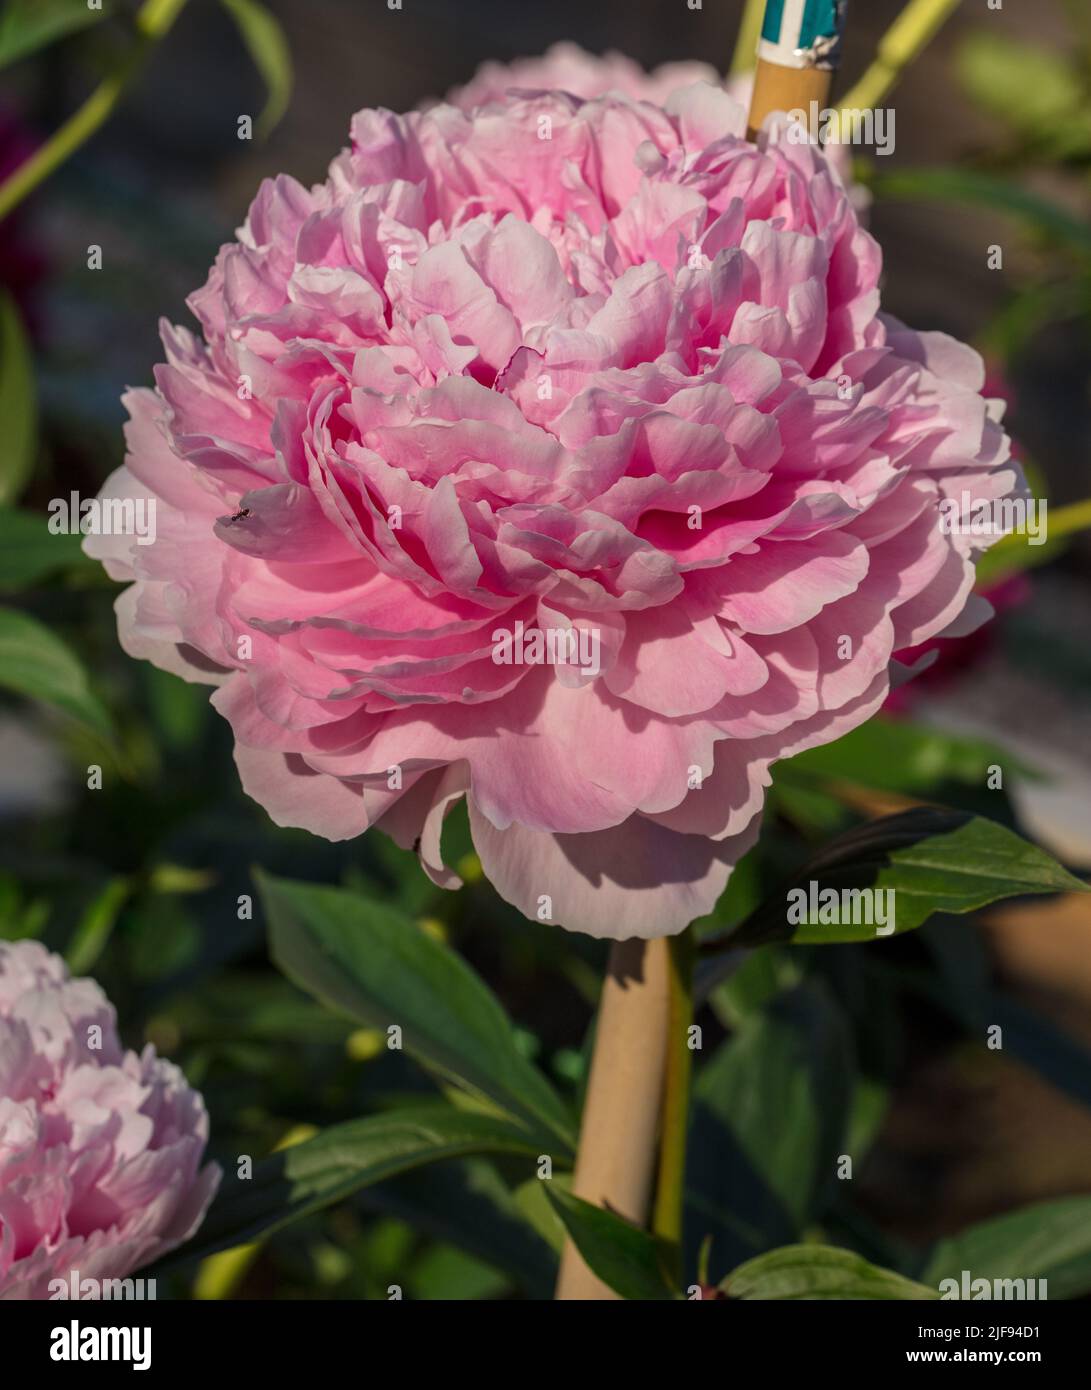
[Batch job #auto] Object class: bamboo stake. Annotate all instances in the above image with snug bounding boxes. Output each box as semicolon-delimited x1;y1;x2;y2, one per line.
554;937;672;1300
747;0;849;140
555;0;857;1303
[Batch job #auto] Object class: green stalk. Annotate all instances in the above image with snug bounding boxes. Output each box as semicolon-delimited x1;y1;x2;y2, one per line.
729;0;767;77
651;924;696;1282
1019;497;1091;546
0;0;189;223
839;0;962;113
976;495;1091;584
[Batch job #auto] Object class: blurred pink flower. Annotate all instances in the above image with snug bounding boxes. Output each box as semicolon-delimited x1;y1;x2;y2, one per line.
86;87;1020;937
447;40;720;108
0;941;219;1300
444;43;861;207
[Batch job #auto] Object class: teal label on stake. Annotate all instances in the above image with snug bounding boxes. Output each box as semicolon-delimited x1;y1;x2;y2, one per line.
801;0;842;47
761;0;786;44
759;0;845;70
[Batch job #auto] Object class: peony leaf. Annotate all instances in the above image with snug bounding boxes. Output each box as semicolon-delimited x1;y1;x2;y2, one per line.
869;167;1091;252
0;292;37;504
258;869;576;1150
0;605;112;738
690;984;853;1243
220;0;292;139
161;973;354;1045
362;1161;559;1299
0;507;95;591
65;877;130;976
776;716;1023;798
169;1105;545;1264
921;1196;1091;1301
955;32;1087;142
726;808;1088;948
721;1244;939;1300
545;1188;676;1301
0;0;112;70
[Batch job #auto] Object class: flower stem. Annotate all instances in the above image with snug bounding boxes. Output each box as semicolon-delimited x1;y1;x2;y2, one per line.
555;937;671;1300
838;0;961;114
0;0;189;224
651;924;696;1282
729;0;767;77
1012;497;1091;547
972;495;1091;586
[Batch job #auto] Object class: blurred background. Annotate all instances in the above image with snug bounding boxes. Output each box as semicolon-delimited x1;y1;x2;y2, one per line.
1;0;1090;1299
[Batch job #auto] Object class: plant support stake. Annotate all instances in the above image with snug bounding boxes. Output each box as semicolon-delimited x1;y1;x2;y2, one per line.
554;938;671;1300
747;0;849;139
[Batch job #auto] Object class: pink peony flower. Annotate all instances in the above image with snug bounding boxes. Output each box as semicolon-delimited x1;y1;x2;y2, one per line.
447;40;720;109
86;85;1020;937
0;941;219;1299
885;368;1030;712
444;43;860;206
883;572;1029;712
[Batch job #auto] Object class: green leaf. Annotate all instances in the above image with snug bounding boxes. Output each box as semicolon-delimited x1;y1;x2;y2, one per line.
0;0;112;70
693;984;853;1236
143;664;210;752
0;874;49;941
869;168;1091;253
777;716;1022;799
707;946;800;1030
408;1242;510;1301
723;1245;939;1300
513;1172;570;1254
845;1075;890;1161
126;897;201;981
257;870;575;1151
163;973;355;1045
0;605;113;738
220;0;292;138
65;876;130;975
169;1105;544;1265
955;33;1088;145
978;279;1078;365
770;779;852;837
921;1196;1091;1300
0;508;95;591
363;1160;559;1299
545;1188;675;1300
693;842;765;936
0;292;37;504
729;808;1088;947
